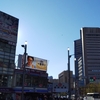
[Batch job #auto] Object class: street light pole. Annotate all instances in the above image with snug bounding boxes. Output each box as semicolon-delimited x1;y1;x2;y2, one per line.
21;41;27;100
74;58;78;100
68;48;71;100
75;77;78;100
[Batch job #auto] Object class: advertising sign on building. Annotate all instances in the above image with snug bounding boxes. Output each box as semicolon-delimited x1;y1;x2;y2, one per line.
0;11;19;43
18;54;48;71
53;83;68;93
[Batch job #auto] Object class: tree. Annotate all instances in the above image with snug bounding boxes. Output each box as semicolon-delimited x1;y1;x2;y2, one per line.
79;83;100;96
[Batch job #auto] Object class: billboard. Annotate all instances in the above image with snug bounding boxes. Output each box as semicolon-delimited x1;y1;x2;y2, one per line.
18;54;48;71
0;11;19;43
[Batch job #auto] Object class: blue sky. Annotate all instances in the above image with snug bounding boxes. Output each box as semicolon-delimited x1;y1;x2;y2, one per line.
0;0;100;78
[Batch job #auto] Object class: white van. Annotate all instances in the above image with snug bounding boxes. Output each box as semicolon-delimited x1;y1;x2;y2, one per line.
83;96;94;100
83;93;100;100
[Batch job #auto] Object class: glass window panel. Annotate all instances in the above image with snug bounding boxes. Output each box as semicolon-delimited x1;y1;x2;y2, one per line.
7;71;13;74
7;75;13;87
0;43;4;51
0;55;4;58
0;48;4;51
5;52;10;56
0;58;3;61
37;77;47;88
9;57;15;60
3;68;8;71
0;67;2;70
6;94;13;100
0;75;2;86
4;47;10;53
5;55;9;59
34;76;39;87
0;61;4;67
10;53;15;57
8;68;14;71
16;74;23;86
0;51;4;54
2;63;8;67
10;60;14;63
2;75;8;86
0;42;5;46
11;46;15;49
6;44;10;48
9;63;15;68
25;75;31;87
4;59;9;62
2;71;7;74
11;49;15;53
0;70;2;74
31;76;35;86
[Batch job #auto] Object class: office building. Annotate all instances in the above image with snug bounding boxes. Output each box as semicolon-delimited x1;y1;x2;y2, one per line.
59;70;73;89
0;11;19;99
80;27;100;84
74;39;84;86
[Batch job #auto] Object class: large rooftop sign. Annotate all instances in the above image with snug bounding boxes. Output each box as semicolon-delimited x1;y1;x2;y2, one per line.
18;54;48;72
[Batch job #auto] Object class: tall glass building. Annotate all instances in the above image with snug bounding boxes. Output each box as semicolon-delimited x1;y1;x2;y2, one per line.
74;39;84;87
0;11;19;99
80;27;100;84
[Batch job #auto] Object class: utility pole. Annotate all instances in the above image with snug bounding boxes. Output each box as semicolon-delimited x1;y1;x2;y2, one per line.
68;48;71;100
21;42;27;100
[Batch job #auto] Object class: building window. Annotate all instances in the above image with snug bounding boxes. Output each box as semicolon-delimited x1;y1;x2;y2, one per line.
25;75;31;87
10;60;14;63
4;59;9;63
3;62;8;68
6;44;10;48
2;70;7;74
34;76;39;87
4;47;10;53
0;74;13;87
31;76;36;87
7;76;13;87
0;68;2;74
9;63;15;68
16;74;23;86
0;61;4;67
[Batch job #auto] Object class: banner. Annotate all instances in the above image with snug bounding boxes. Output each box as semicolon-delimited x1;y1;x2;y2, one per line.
19;55;47;71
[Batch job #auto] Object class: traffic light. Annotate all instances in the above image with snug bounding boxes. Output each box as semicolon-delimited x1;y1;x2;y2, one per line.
89;77;96;82
93;76;96;81
90;77;93;82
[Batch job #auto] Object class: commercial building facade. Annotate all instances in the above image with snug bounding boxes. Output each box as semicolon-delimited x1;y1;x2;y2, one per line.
14;54;49;99
59;70;73;89
0;11;19;99
13;68;48;99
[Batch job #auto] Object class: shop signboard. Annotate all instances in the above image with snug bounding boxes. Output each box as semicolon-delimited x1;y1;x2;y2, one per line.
0;88;13;92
